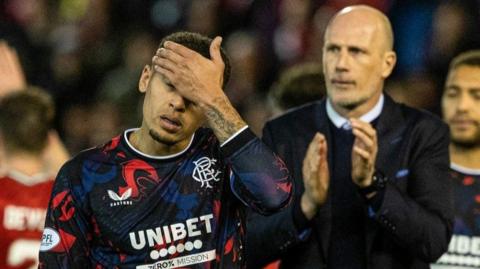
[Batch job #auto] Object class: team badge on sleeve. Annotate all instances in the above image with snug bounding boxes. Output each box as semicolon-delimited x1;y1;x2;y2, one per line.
39;228;60;251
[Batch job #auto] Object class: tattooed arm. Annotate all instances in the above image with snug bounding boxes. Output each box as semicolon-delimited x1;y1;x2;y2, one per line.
203;96;245;143
152;36;246;143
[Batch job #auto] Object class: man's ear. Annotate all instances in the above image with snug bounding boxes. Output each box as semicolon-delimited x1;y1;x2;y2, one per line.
138;65;152;93
381;51;397;79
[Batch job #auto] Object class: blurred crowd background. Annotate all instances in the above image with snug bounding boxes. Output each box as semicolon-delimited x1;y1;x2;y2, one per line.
1;0;479;156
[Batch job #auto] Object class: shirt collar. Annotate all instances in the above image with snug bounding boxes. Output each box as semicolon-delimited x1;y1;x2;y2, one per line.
123;128;195;160
326;94;384;129
5;170;52;186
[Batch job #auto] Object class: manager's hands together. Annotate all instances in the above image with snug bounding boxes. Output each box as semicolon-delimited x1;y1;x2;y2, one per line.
301;119;378;219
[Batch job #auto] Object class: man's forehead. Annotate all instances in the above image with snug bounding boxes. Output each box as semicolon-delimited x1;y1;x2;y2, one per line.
448;66;480;85
334;6;387;27
325;8;390;47
325;21;377;47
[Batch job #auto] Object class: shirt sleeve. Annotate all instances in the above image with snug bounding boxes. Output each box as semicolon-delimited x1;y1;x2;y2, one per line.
38;161;95;269
246;122;309;267
220;127;293;215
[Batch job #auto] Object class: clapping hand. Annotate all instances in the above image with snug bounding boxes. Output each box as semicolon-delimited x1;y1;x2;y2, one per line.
301;133;330;219
350;118;378;188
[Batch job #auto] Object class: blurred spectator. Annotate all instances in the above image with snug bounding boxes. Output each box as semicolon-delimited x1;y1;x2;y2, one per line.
425;1;480;112
389;0;438;76
224;30;267;135
86;101;122;147
268;63;325;117
428;2;467;70
49;24;82;92
385;73;439;113
59;100;123;155
149;0;184;31
0;0;55;93
427;1;480;79
303;5;336;64
3;0;51;45
224;30;260;109
60;104;91;154
97;31;156;128
272;0;311;66
185;0;220;35
241;94;270;136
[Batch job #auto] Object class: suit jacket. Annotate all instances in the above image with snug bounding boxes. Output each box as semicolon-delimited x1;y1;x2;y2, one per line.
247;95;454;269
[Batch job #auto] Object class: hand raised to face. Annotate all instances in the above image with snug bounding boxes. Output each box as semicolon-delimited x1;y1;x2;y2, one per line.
152;36;225;109
151;35;245;144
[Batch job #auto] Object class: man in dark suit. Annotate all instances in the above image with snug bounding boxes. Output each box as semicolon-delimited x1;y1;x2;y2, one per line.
247;5;454;269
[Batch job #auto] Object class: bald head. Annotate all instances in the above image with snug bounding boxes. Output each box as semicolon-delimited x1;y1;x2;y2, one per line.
322;5;397;117
326;5;394;52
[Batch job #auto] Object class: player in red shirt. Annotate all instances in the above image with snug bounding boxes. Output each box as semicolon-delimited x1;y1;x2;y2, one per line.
0;42;69;269
0;87;60;269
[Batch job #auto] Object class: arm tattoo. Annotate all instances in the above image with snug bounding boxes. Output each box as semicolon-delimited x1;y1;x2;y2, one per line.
204;97;246;143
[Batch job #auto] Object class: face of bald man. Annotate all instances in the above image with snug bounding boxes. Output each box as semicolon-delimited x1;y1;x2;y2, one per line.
323;6;396;113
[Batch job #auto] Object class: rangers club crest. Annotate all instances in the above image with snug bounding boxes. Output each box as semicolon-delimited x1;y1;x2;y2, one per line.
192;157;221;188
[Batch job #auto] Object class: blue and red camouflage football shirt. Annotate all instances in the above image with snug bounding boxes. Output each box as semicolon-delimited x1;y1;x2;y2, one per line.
432;164;480;269
39;127;292;269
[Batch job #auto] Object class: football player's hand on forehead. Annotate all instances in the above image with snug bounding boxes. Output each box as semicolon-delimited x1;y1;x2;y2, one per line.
152;36;225;108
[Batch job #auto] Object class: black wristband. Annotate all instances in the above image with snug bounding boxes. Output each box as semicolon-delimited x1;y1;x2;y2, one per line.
358;183;377;197
358;170;387;197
